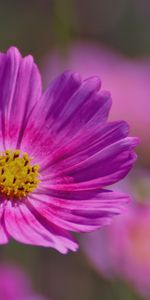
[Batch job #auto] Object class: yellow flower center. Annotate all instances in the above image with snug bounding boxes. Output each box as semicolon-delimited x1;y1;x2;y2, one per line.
0;149;40;199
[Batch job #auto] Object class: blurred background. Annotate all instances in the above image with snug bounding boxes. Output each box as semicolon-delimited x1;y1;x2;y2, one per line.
0;0;150;299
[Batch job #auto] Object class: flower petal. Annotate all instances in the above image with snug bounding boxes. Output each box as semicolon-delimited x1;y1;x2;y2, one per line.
0;200;9;244
40;120;129;172
37;72;102;129
29;189;129;232
20;71;81;159
39;118;138;188
21;72;111;161
4;200;78;254
52;137;138;188
0;46;42;148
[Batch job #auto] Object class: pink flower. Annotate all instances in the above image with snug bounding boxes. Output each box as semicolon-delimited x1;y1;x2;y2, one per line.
42;41;149;164
0;263;46;300
0;47;138;253
82;195;150;298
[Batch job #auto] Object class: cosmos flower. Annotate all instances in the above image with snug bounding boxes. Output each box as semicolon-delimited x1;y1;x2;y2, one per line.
42;41;150;165
0;263;46;300
82;176;150;298
0;47;138;253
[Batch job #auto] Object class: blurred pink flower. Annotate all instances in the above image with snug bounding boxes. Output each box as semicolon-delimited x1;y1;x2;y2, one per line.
0;263;46;300
42;41;150;165
82;197;150;298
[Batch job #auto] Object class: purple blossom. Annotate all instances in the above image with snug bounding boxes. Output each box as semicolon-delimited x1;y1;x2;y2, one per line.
0;47;138;253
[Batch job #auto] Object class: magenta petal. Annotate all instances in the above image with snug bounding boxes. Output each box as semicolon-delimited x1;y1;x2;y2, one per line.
26;71;81;131
0;47;42;148
40;120;129;172
40;73;101;132
23;72;104;147
48;76;101;134
29;189;129;232
59;137;138;185
20;71;82;159
42;136;138;189
4;201;78;254
0;206;9;244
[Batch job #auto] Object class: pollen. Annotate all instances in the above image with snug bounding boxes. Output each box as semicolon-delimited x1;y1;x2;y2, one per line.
0;149;40;199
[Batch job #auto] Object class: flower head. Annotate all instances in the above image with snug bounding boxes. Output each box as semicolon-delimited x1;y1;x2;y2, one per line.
0;47;138;253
